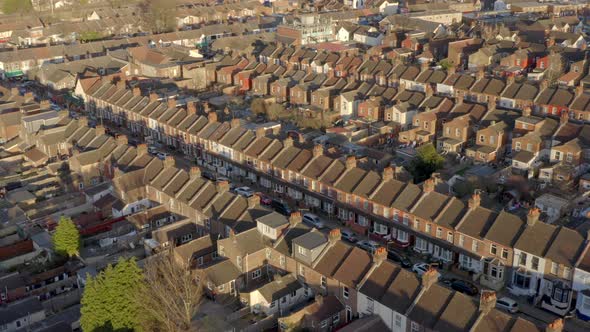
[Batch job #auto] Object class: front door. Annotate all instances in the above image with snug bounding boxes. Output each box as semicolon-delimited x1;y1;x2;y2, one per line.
346;306;352;323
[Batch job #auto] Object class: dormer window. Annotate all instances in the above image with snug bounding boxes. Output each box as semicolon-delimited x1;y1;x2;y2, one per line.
298;246;307;256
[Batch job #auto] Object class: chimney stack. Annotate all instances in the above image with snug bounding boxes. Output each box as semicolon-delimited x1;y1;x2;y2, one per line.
545;319;564;332
423;178;435;193
313;144;324;158
527;207;540;226
476;66;485;80
137;144;148;155
187;101;197;115
289;211;302;226
116;80;126;90
40;99;50;109
540;79;549;91
189;166;201;179
95;125;106;136
247;194;260;208
560;110;569;125
116;134;128;146
78;116;88;127
468;191;481;210
373;247;387;266
506;75;515;86
577;84;585;97
132;87;141;96
328;229;341;245
167;97;176;109
163;155;175;168
422;268;439;290
231;118;241;129
345;155;356;169
523;106;532;117
149;92;159;103
256;127;266;138
383;166;394;182
284;137;294;148
216;180;230;193
315;294;324;306
479;291;497;314
10;87;18;96
208;111;218;123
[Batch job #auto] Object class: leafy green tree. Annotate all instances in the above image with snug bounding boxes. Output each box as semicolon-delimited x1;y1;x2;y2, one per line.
409;143;444;183
251;98;267;115
80;31;103;42
266;103;285;121
81;258;144;332
53;216;80;257
2;0;32;14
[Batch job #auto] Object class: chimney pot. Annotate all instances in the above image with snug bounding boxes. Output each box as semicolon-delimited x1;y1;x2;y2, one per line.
132;87;141;96
468;191;481;209
421;268;439;289
137;144;148;155
283;137;294;148
190;166;201;179
479;291;497;314
383;166;394;181
116;134;128;146
231;118;241;129
163;155;175;168
423;178;435;193
187;101;197;115
216;180;230;193
95;125;106;136
313;144;324;158
328;228;341;244
256;127;266;138
208;111;218;123
345;155;356;169
373;247;387;265
546;319;564;332
247;194;260;208
167;97;176;109
149;92;159;103
289;211;302;225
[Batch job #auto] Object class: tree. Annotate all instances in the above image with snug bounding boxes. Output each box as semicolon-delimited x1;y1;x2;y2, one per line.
409;143;444;183
2;0;32;14
250;98;267;115
266;103;286;121
139;0;176;34
81;258;144;332
53;216;80;258
136;251;203;332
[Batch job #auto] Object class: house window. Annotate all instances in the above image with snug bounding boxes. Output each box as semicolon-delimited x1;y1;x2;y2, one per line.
551;262;559;275
393;211;399;221
321;276;327;289
395;314;402;328
446;232;453;242
219;245;225;257
181;234;193;243
531;257;539;271
519;252;527;266
490;244;497;255
403;215;409;225
459;234;464;247
333;313;340;325
472;240;479;252
280;255;285;267
501;248;509;259
436;228;442;238
414;219;420;229
298;246;307;256
197;256;204;266
514;271;531;289
515;142;521;151
266;248;271;259
299;265;305;276
425;223;431;233
252;269;261;279
237;256;243;269
343;286;349;299
479;135;485;143
564;267;571;279
411;322;420;332
321;320;328;328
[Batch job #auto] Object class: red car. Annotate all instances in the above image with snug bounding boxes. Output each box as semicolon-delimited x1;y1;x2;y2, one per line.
255;192;272;205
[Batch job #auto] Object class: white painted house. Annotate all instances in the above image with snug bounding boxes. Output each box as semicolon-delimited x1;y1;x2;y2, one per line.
249;274;309;316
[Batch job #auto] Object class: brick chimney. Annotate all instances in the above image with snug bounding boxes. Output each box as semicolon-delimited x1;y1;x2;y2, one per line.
189;166;201;179
315;294;324;306
577;84;585;97
546;319;564;332
248;194;260;208
149;92;159;103
313;144;324;158
10;87;18;96
289;211;302;226
488;96;497;112
132;87;141;96
345;155;356;169
328;228;341;245
560;110;569;125
468;191;481;210
479;291;497;314
506;75;515;86
422;268;439;289
116;80;126;90
40;99;50;109
527;207;540;226
476;66;485;80
95;125;106;136
423;178;435;193
283;137;294;148
208;111;218;123
137;144;148;155
540;79;549;91
167;97;176;109
163;155;175;168
231;118;241;129
187;101;197;115
203;102;211;113
383;166;394;182
78;116;88;127
24;92;34;100
523;106;532;117
216;180;230;193
116;134;128;146
373;247;387;266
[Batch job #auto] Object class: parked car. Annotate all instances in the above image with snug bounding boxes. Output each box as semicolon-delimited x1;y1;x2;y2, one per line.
235;186;254;198
216;177;235;190
302;213;325;229
255;192;272;205
451;280;479;296
387;249;412;268
340;229;358;243
202;171;216;181
496;297;519;313
148;146;158;155
356;240;380;254
412;263;438;278
156;152;168;160
271;199;292;216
